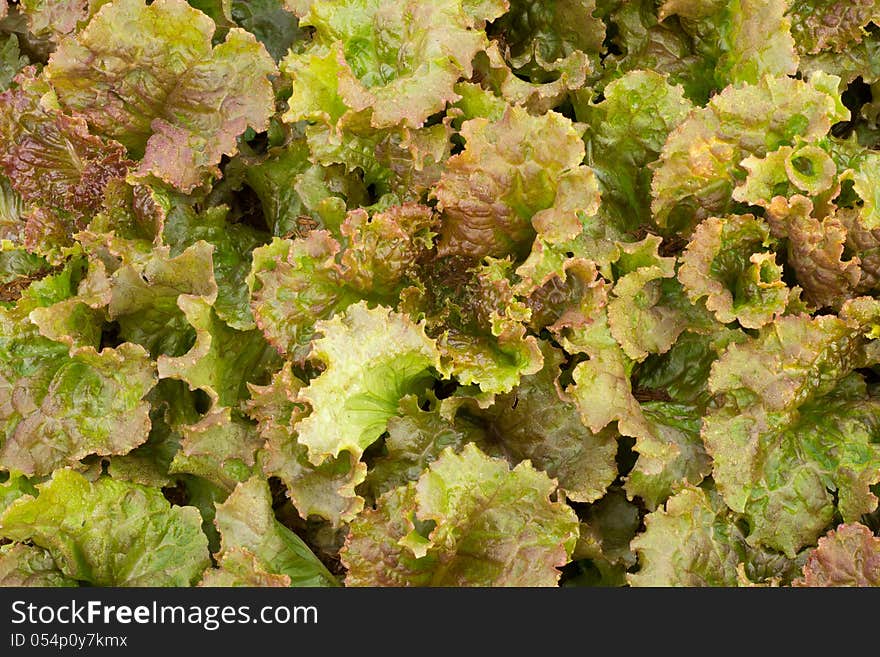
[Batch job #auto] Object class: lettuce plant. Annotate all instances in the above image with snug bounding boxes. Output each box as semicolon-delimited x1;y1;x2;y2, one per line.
1;0;879;587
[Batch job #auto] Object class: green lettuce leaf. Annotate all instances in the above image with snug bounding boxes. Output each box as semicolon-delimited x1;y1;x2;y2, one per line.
157;295;281;408
163;203;268;331
361;394;486;502
103;241;218;359
169;407;262;491
598;0;713;103
342;444;579;586
845;151;880;229
200;547;292;587
247;233;357;362
0;341;156;476
0;472;37;514
468;340;618;503
733;143;838;206
404;255;544;395
634;328;748;406
295;301;440;465
799;36;880;86
27;258;110;349
651;73;848;234
607;235;697;361
106;378;199;487
629;486;802;586
85;180;167;245
228;0;307;62
212;475;338;586
292;0;498;129
556;263;651;440
0;35;28;92
470;42;592;116
247;362;366;526
567;489;639;587
283;50;453;200
241;139;368;238
625;402;711;511
1;263;157;475
678;214;790;328
703;313;880;556
0;543;77;587
47;0;276;191
0;468;210;585
576;70;692;231
488;0;604;83
660;0;798;88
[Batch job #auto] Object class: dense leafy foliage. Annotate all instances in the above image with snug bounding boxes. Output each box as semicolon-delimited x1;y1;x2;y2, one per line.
1;0;879;587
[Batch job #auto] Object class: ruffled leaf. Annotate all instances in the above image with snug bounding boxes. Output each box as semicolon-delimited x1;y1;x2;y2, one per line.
766;195;861;309
629;486;801;586
404;255;544;395
488;0;604;83
295;301;440;465
661;0;798;88
0;468;210;586
283;48;453;199
472;42;592;116
163;203;268;331
556;265;653;440
200;547;292;587
733;143;838;205
212;475;338;587
634;328;748;406
47;0;276;191
247;362;366;526
577;70;692;230
342;444;579;586
294;0;497;129
0;71;132;256
340;204;436;299
247;233;357;362
0;543;77;587
103;241;218;358
106;378;198;487
362;394;486;501
19;0;98;43
607;235;693;361
794;523;880;586
169;407;262;491
678;214;790;328
625;403;711;510
432;105;594;259
703;313;880;556
651;74;848;234
846;151;880;229
471;340;618;503
242;139;368;238
1;265;156;475
788;0;880;55
0;472;37;515
157;295;280;408
0;342;156;476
